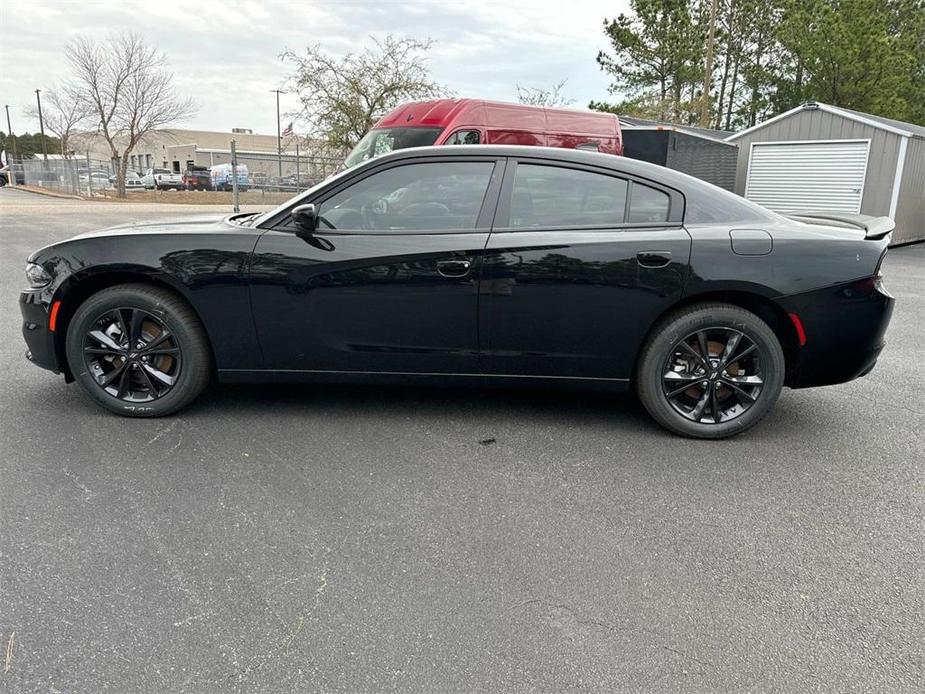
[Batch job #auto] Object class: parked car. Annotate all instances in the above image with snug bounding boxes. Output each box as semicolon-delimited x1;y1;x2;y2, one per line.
142;168;183;190
19;146;894;437
210;163;249;192
125;174;145;191
107;172;145;190
182;169;213;191
277;173;319;190
78;171;112;188
343;98;623;168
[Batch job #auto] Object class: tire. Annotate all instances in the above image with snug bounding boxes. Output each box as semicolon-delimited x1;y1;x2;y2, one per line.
636;303;785;439
65;284;212;417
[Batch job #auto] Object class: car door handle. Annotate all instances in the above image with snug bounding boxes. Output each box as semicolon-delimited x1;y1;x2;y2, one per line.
636;251;672;268
436;259;471;278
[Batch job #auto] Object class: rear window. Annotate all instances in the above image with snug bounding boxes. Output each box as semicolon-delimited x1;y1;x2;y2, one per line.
508;164;628;228
628;183;671;223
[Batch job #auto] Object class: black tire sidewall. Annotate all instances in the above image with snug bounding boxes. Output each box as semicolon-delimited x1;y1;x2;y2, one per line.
637;305;785;439
66;286;209;417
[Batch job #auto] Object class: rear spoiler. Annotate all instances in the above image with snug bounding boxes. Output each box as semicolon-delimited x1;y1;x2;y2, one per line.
786;212;895;240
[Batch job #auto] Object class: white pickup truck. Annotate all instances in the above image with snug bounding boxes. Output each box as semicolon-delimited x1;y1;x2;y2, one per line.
142;167;184;190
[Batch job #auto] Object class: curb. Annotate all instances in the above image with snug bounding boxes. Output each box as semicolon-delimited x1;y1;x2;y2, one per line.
7;185;85;200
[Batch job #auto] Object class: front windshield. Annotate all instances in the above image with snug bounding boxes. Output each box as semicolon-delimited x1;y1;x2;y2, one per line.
343;127;443;168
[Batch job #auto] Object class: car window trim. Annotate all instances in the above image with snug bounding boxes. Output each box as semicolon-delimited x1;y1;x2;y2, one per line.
267;155;506;236
492;157;685;232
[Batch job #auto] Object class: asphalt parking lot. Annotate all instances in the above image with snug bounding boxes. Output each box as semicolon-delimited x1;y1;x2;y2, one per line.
1;187;923;693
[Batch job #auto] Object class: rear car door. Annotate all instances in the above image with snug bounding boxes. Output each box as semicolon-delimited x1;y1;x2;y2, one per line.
249;156;504;375
480;158;691;380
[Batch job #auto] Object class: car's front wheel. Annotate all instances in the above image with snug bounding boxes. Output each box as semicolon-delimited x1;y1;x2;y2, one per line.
636;303;785;439
65;284;212;417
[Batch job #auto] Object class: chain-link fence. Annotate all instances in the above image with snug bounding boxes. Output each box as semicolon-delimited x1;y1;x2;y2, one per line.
6;146;346;204
15;157;116;196
204;150;343;193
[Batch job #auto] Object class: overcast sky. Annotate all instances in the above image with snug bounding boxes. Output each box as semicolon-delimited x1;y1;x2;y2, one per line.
0;0;631;136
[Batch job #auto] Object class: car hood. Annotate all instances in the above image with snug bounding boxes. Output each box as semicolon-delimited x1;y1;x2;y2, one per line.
69;214;232;240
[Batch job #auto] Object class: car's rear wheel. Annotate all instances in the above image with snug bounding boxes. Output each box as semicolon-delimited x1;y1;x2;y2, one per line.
636;303;784;439
65;284;212;417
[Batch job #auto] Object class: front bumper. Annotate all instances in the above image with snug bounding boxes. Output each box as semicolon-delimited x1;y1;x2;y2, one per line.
20;291;60;374
784;275;894;388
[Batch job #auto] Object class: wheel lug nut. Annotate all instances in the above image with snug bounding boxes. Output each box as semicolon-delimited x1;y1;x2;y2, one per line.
701;380;709;387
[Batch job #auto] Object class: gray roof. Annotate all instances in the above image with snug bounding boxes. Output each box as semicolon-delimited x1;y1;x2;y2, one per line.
833;105;925;139
619;116;734;142
728;102;925;141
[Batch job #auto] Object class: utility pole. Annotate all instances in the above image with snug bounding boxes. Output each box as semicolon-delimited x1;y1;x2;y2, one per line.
270;89;284;178
4;105;18;162
230;139;240;213
700;0;719;128
35;89;48;161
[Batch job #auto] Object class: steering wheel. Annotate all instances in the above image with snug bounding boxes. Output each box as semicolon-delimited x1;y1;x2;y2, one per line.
361;197;389;229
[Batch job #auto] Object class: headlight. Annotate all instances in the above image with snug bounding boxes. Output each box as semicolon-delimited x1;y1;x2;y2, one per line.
25;262;52;288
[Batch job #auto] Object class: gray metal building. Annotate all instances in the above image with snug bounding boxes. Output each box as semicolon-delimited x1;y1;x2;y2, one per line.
727;102;924;245
620;117;739;191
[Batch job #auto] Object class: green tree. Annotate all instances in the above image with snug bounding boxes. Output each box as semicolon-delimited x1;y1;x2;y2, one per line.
597;0;707;123
595;0;925;129
0;131;61;159
776;0;925;123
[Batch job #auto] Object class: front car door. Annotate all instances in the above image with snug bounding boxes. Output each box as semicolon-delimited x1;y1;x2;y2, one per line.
480;158;691;382
249;156;504;376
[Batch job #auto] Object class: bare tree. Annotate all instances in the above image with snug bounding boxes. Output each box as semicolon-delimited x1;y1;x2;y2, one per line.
65;33;195;196
282;35;447;151
25;86;91;158
516;79;575;107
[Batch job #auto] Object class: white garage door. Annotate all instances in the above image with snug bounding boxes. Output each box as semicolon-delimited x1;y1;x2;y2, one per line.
745;140;870;214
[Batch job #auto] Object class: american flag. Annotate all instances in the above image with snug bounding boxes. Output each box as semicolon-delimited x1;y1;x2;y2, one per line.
281;121;294;137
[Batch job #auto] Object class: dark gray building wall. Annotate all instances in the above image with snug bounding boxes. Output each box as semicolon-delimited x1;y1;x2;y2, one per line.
894;136;925;244
731;108;902;218
665;132;738;192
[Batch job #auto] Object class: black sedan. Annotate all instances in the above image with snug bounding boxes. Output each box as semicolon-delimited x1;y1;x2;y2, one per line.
20;146;894;438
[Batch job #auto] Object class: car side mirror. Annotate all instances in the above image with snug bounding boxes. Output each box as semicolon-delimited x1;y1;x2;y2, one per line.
291;203;318;238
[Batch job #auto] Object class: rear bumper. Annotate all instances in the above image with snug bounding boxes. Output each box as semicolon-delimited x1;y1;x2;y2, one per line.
20;291;60;374
783;276;894;388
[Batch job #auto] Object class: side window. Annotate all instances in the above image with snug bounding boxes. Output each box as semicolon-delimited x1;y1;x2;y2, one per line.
317;162;494;232
508;164;628;228
446;130;480;145
628;183;671;223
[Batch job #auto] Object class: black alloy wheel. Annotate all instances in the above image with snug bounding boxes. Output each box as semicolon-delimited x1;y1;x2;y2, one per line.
66;284;212;417
82;307;181;402
636;303;784;438
662;327;764;424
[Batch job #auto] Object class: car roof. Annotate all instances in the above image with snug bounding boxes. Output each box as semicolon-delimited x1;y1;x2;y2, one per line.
368;144;709;190
257;144;781;228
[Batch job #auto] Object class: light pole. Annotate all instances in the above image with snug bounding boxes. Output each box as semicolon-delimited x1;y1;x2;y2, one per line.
270;89;284;178
35;89;48;162
4;104;17;162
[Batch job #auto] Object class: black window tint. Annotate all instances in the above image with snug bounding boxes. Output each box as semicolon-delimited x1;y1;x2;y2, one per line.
628;183;670;223
447;130;480;145
509;164;628;228
317;162;494;231
683;184;778;223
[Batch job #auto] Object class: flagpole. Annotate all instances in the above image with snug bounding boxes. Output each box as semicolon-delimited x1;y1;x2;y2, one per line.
271;89;284;178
